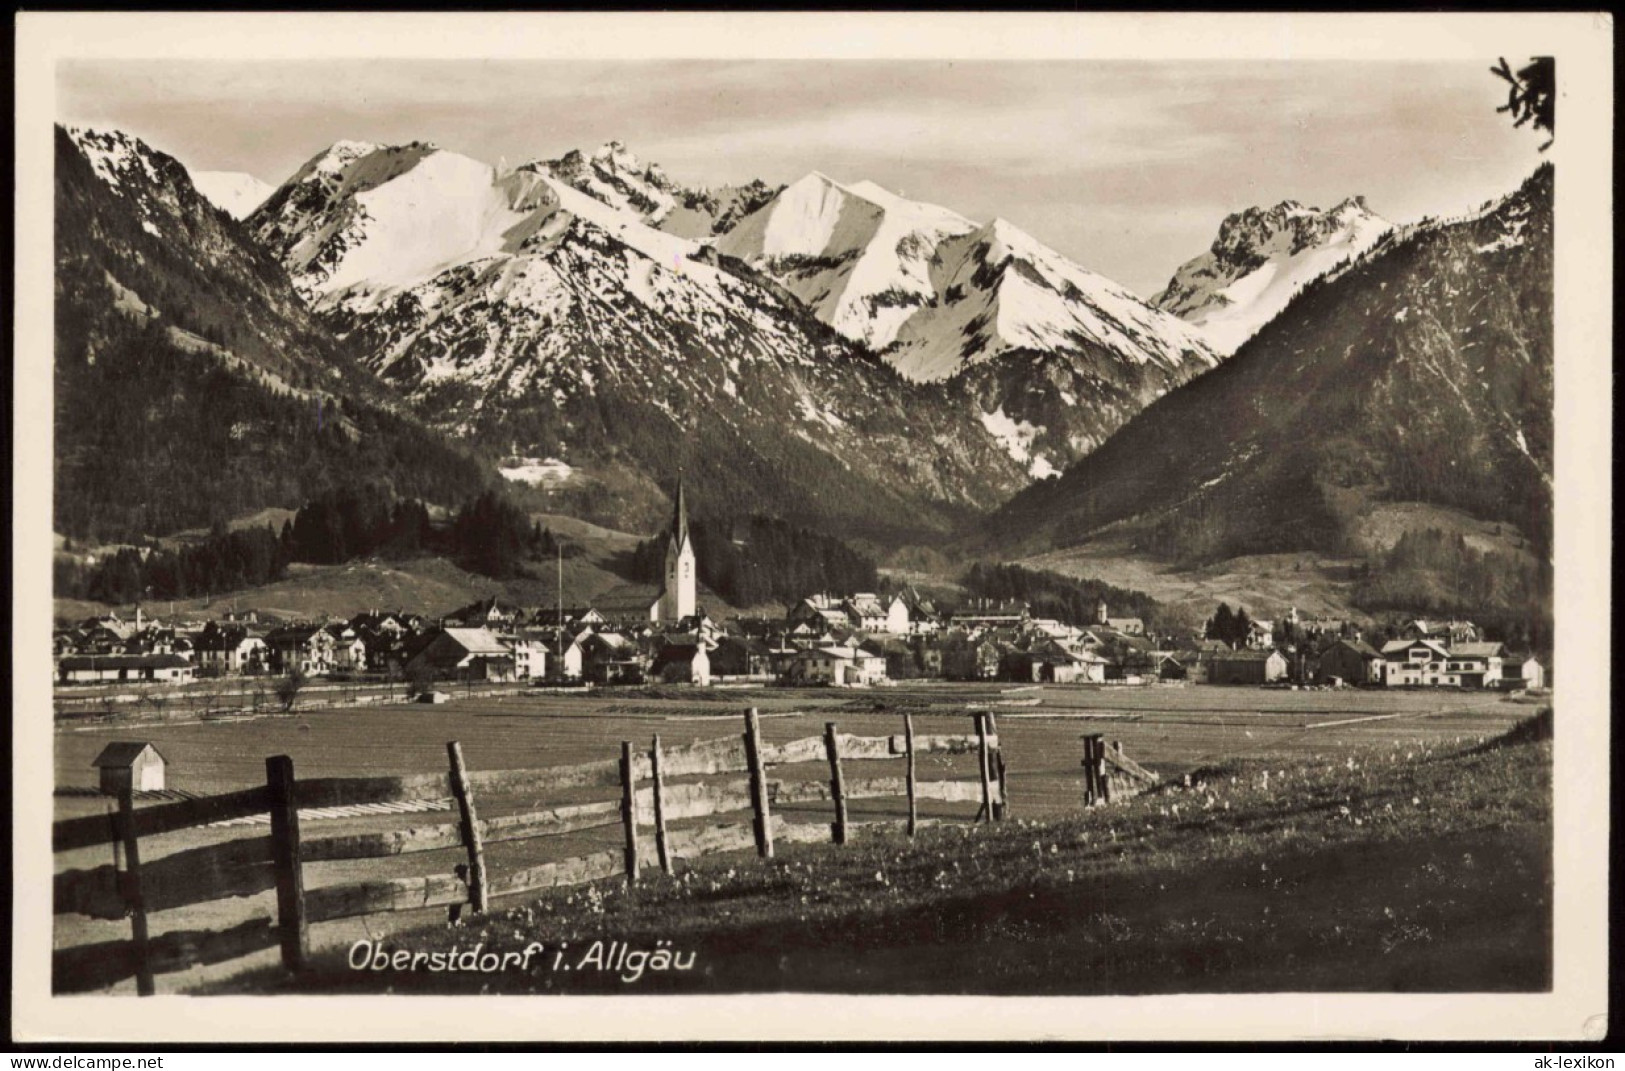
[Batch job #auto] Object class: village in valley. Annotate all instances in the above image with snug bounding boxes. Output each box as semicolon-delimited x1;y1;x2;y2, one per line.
54;481;1547;704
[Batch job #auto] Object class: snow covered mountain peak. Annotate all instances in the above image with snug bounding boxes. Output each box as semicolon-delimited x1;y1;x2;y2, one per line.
189;169;276;220
1154;195;1391;354
716;171;977;350
590;139;645;172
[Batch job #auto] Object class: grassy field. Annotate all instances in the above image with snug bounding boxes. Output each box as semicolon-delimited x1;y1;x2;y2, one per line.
204;716;1552;995
51;683;1544;994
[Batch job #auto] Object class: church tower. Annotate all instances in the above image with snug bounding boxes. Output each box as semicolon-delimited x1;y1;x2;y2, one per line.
659;480;697;623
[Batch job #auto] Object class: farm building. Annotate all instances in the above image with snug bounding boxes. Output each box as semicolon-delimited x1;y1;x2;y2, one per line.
1498;658;1547;691
59;653;195;684
92;741;167;794
1208;648;1289;685
406;628;517;682
1317;639;1385;685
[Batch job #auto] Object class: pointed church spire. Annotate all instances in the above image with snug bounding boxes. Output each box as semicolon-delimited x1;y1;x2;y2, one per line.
673;477;689;546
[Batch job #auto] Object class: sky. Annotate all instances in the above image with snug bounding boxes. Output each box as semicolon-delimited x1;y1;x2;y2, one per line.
57;58;1547;296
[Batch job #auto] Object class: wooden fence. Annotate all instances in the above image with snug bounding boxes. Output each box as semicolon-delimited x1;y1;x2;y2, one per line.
1080;732;1160;806
53;709;1004;994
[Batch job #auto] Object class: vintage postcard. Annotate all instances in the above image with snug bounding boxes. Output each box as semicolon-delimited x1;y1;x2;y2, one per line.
11;11;1613;1045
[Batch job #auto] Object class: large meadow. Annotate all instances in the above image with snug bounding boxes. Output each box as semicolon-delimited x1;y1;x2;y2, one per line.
53;682;1545;994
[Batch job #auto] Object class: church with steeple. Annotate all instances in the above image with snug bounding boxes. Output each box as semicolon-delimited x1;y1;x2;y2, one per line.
658;480;697;624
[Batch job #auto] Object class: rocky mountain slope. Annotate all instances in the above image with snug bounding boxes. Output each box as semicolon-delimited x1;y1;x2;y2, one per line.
1153;197;1391;355
54;125;491;542
987;165;1553;609
247;140;1026;541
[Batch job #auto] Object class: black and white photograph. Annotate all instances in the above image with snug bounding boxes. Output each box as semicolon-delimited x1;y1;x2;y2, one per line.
11;11;1612;1044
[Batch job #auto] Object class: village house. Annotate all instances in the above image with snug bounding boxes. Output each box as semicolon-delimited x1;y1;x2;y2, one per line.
544;633;586;681
788;594;854;633
899;589;940;635
580;631;642;684
1445;641;1505;688
406;627;517;683
504;635;548;681
1208;648;1290;685
264;625;339;676
324;624;369;672
1316;638;1385;686
1004;641;1104;684
585;585;664;627
1242;619;1276;650
709;634;773;679
1168;649;1212;684
59;653;196;685
1285;607;1348;638
650;636;711;686
1403;618;1481;645
549;607;607;632
445;596;522;631
194;624;269;676
1379;638;1456;687
942;632;1008;681
790;644;887;686
949;598;1028;630
350;610;410;639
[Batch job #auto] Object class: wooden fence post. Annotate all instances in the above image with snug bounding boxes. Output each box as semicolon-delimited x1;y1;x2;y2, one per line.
975;712;994;823
446;741;489;916
650;735;673;875
903;713;918;837
824;722;848;845
743;708;774;858
265;754;309;973
1081;735;1100;807
114;786;155;996
619;741;640;883
986;711;1006;821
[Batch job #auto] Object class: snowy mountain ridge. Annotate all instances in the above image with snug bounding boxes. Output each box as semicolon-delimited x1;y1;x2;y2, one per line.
1153;196;1391;354
242;136;1029;536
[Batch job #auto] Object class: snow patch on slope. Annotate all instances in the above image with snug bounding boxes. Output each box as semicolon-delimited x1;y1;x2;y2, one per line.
979;405;1054;479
